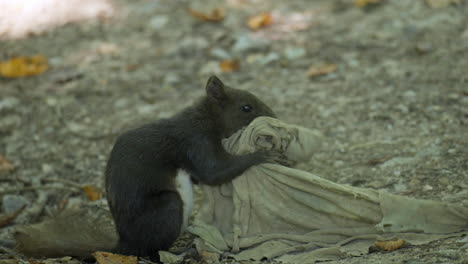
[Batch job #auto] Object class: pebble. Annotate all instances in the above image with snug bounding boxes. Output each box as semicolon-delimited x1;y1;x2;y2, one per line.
258;52;280;65
114;98;130;109
403;90;416;98
247;52;280;65
462;97;468;105
163;72;181;85
436;249;459;259
0;97;20;113
415;42;433;54
284;46;306;60
199;61;221;75
0;115;21;132
232;34;269;54
178;36;209;52
148;15;168;30
210;48;231;60
447;148;456;154
2;195;29;214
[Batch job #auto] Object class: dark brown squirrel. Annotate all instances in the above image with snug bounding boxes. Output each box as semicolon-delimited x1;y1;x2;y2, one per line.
14;76;280;260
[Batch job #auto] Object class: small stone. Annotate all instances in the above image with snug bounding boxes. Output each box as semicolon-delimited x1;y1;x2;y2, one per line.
41;163;53;174
394;181;408;193
284;46;306;60
403;90;416;98
447;148;456;154
415;42;433;54
45;97;58;106
210;48;231;60
0;97;20;113
232;34;269;54
462;97;468;105
0;115;21;132
436;249;459;259
148;15;168;30
163;73;181;85
2;195;29;214
178;37;209;51
114;98;130;109
257;52;280;65
422;184;433;191
137;104;158;115
199;61;221;75
334;160;344;167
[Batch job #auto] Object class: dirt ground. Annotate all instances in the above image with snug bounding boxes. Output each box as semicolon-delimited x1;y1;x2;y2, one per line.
0;0;467;263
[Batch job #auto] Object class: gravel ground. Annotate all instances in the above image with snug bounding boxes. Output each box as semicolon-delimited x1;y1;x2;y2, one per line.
0;0;467;263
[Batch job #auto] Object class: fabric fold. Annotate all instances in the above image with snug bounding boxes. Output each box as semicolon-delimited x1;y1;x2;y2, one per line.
190;117;468;263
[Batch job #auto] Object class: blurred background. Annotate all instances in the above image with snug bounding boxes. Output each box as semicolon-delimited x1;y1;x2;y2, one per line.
0;0;467;263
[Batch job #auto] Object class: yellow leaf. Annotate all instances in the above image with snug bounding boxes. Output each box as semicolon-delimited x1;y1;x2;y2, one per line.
425;0;462;9
0;155;15;174
354;0;382;7
219;60;240;72
247;12;273;31
306;64;337;78
82;185;101;201
374;239;405;251
93;251;138;264
0;55;48;78
188;8;225;22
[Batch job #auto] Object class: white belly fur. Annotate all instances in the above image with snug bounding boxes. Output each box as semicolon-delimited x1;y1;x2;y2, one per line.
175;169;193;232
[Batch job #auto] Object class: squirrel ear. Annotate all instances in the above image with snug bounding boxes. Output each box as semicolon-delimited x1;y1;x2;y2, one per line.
206;75;226;101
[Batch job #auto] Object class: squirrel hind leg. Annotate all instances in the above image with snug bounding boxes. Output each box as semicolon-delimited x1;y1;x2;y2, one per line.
115;191;184;259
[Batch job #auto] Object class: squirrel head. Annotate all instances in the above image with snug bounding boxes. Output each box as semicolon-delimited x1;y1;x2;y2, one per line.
205;75;276;138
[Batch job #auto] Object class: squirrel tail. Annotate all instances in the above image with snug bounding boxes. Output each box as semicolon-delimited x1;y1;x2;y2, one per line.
14;206;118;258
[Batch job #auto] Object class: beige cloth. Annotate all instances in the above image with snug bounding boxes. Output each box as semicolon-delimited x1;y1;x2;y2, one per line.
188;117;468;263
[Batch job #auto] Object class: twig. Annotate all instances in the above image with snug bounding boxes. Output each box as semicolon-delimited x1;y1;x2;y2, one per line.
0;185;80;195
42;177;83;189
28;191;49;222
0;205;26;228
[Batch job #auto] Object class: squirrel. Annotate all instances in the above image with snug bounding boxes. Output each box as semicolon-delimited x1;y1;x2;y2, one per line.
14;75;280;260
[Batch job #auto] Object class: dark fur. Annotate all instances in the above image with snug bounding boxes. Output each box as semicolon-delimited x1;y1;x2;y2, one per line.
105;76;276;259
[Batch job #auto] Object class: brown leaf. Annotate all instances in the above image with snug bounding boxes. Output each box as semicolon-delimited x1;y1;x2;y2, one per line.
247;12;273;31
94;251;138;264
0;55;48;78
188;8;225;22
0;205;26;228
219;60;240;72
374;239;405;251
200;249;220;263
306;64;337;78
82;185;101;201
425;0;462;9
354;0;382;7
0;155;15;174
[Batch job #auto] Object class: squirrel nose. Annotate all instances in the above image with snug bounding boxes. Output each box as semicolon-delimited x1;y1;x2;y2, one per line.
264;107;276;118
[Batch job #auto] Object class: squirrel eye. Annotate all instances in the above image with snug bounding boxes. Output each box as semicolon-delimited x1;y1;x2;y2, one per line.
241;104;253;113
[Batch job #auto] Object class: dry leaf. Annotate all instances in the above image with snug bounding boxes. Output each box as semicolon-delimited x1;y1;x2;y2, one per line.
0;155;15;174
0;205;26;228
306;64;337;78
82;185;101;201
374;239;405;251
247;12;273;30
94;251;138;264
219;60;240;72
188;8;225;22
354;0;382;7
425;0;462;8
200;249;220;263
0;55;48;78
